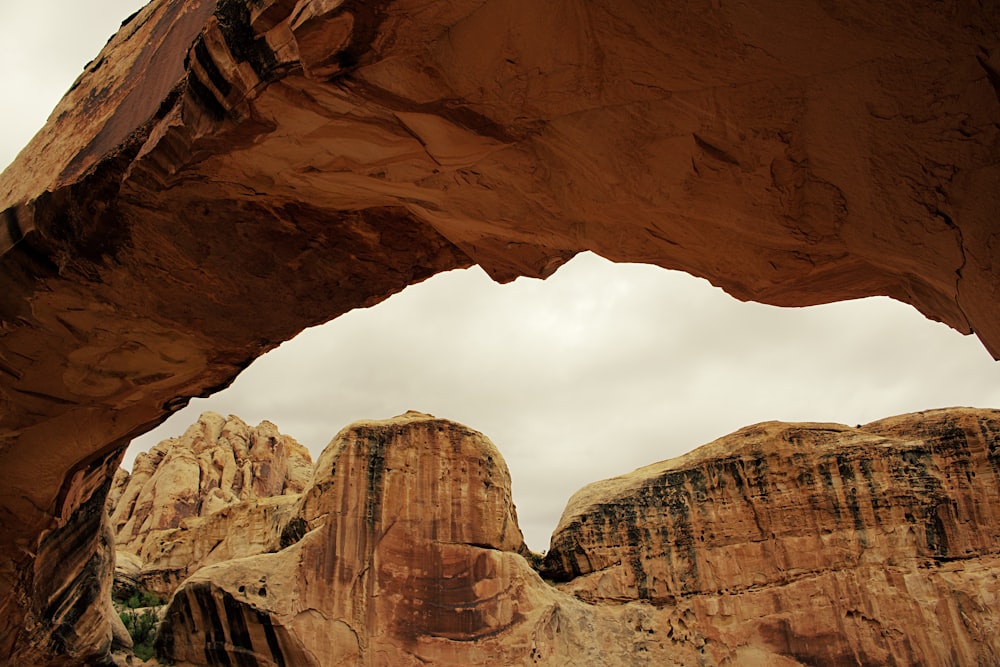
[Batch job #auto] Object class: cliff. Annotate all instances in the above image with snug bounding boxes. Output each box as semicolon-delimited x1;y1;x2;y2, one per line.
108;412;312;597
151;408;1000;666
155;412;710;665
1;0;999;661
542;407;1000;665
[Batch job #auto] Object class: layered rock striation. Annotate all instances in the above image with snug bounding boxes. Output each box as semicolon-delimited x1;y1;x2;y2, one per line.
1;0;999;661
155;412;708;665
109;411;312;597
543;407;1000;665
152;408;1000;666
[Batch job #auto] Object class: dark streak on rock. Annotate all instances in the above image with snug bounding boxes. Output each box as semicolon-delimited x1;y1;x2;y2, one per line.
188;71;229;121
215;0;280;83
222;593;257;667
195;39;233;99
837;455;868;547
257;609;286;667
365;431;387;531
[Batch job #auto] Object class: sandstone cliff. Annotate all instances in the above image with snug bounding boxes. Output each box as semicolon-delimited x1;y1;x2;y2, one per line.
1;0;999;661
152;408;1000;666
542;407;1000;665
109;411;312;597
155;412;711;666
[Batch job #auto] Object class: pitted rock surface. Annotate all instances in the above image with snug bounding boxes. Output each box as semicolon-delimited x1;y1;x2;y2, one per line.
107;411;312;597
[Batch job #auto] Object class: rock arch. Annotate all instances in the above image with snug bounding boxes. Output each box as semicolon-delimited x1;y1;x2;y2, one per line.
1;0;998;661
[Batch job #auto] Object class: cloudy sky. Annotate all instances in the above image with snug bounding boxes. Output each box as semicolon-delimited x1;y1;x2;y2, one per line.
4;2;1000;551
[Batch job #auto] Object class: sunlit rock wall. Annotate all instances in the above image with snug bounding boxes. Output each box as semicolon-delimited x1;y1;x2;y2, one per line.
542;408;1000;665
108;412;311;597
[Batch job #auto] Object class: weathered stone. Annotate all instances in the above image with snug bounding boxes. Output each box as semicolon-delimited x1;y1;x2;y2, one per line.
156;409;1000;666
5;445;125;666
542;407;1000;665
1;0;999;662
108;412;311;599
157;412;715;666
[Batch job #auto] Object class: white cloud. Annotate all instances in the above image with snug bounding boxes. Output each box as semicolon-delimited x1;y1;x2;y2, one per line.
4;4;999;552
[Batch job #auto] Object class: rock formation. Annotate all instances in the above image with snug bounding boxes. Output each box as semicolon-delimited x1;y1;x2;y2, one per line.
150;408;1000;666
542;407;1000;665
154;411;706;665
1;0;999;662
108;412;312;597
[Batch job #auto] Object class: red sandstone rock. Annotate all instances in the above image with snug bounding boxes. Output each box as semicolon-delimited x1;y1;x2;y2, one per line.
1;0;999;662
543;407;1000;665
155;409;1000;666
156;412;710;666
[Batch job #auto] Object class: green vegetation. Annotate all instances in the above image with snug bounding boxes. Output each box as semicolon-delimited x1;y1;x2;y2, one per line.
122;590;164;609
119;607;158;661
112;586;165;661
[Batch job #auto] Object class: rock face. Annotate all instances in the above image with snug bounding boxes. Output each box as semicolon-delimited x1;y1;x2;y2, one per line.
5;445;132;666
158;411;533;664
1;0;999;662
109;412;312;597
154;408;1000;666
542;407;1000;665
156;412;706;665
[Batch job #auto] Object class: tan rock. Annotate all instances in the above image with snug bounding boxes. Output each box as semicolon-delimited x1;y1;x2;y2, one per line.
109;411;313;596
542;407;1000;664
157;412;712;665
1;0;999;661
160;410;1000;665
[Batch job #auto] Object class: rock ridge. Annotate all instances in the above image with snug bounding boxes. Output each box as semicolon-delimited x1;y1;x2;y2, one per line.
541;407;1000;665
108;411;313;597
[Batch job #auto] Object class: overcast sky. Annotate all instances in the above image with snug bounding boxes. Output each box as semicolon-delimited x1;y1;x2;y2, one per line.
4;2;1000;551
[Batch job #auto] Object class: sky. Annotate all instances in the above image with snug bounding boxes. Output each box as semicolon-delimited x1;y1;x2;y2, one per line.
3;2;1000;552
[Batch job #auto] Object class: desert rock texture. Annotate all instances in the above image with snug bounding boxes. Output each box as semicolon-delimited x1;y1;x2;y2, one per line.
109;411;312;597
155;411;704;665
543;407;1000;665
147;408;1000;666
1;0;999;662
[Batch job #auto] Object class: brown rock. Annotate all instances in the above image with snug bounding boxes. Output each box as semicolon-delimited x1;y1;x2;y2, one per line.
109;411;312;597
1;0;999;662
156;412;710;665
5;446;125;666
156;408;1000;666
542;407;1000;665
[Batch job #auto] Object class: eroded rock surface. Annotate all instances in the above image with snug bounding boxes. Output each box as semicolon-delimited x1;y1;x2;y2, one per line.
109;411;312;597
543;407;1000;665
155;409;1000;666
1;0;999;662
156;412;705;665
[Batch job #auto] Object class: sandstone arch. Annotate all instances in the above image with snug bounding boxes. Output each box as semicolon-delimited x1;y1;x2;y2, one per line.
1;0;998;662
